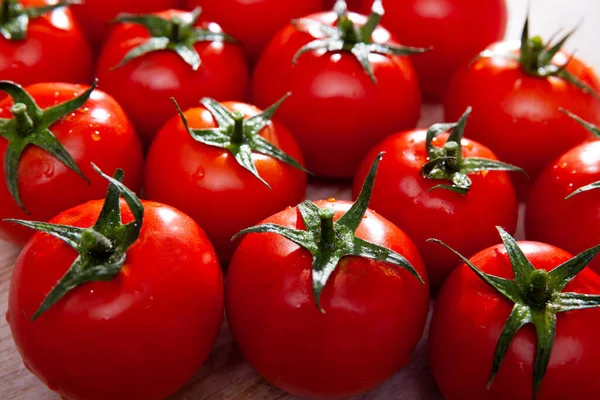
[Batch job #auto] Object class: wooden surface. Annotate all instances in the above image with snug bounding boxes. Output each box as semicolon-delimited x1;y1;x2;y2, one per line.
2;0;600;398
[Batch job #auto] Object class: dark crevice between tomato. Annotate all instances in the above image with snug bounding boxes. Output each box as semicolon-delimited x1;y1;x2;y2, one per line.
172;94;311;188
0;80;97;212
234;153;424;312
429;229;600;399
110;7;236;71
291;0;429;84
5;165;144;321
420;107;525;194
560;109;600;198
0;0;77;40
472;14;600;100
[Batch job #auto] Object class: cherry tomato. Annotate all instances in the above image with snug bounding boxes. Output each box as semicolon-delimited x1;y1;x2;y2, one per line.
353;112;519;288
184;0;324;63
227;156;429;397
0;81;144;246
252;6;422;178
445;39;600;199
355;0;507;101
0;0;93;87
96;9;249;145
526;129;600;273
71;0;178;48
430;238;600;399
144;98;307;263
8;175;223;400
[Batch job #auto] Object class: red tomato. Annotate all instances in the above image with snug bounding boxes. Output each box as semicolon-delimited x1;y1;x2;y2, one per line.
353;130;518;288
0;82;144;245
430;241;600;399
184;0;324;63
355;0;507;101
144;99;307;263
526;140;600;272
252;9;421;177
226;199;429;398
445;41;600;199
96;9;249;145
8;197;223;400
0;0;93;87
71;0;178;48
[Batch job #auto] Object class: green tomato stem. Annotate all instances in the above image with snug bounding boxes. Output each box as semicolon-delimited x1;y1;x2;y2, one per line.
11;103;34;137
319;208;336;250
230;111;246;144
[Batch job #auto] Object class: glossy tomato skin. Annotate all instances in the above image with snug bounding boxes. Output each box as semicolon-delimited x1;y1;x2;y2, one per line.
252;11;421;178
184;0;324;63
445;42;600;199
96;10;249;146
429;242;600;399
526;141;600;272
226;200;430;398
0;0;93;87
71;0;178;48
144;102;307;263
8;200;224;400
356;0;507;101
352;131;518;288
0;82;144;245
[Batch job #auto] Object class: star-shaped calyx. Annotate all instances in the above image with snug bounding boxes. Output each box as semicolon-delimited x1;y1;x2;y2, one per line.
172;95;310;188
474;14;600;100
234;153;424;311
111;7;235;71
558;109;600;198
0;0;78;40
291;0;428;83
0;79;97;212
429;228;600;399
5;165;144;321
420;107;524;195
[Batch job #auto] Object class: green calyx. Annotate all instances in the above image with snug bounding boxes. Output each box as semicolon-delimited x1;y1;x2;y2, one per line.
5;165;144;321
0;79;97;213
173;94;310;188
429;228;600;399
234;153;424;312
291;0;428;84
111;7;235;71
0;0;78;40
560;108;600;199
474;15;600;100
420;107;524;195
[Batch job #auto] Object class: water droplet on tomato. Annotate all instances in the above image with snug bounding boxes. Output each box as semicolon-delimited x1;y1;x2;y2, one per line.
463;142;474;151
92;131;101;141
363;215;368;219
327;197;336;203
193;166;205;181
39;163;55;179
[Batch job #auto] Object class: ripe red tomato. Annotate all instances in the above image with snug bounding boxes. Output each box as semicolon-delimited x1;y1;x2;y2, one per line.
96;9;249;145
429;236;600;399
0;81;144;246
226;156;429;398
445;33;600;199
7;170;224;400
252;4;422;177
526;113;600;273
71;0;178;48
353;111;519;287
184;0;324;63
355;0;507;101
0;0;93;87
144;97;307;263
